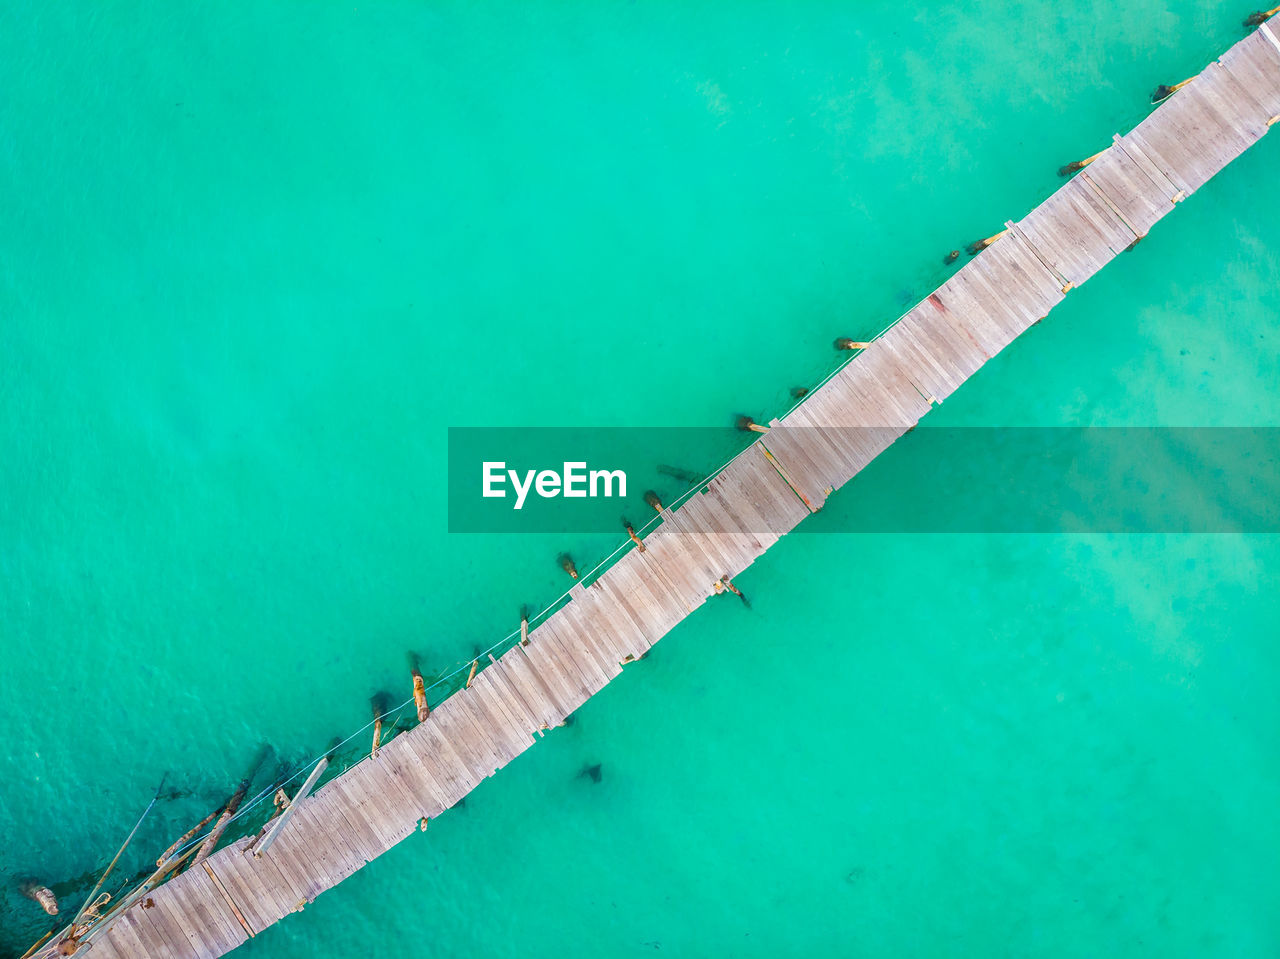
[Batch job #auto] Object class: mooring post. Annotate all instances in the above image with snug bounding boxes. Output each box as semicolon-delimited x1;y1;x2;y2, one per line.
623;518;646;552
520;606;530;646
412;668;430;721
834;337;872;350
253;758;329;859
1245;6;1279;26
156;808;220;868
644;490;665;514
1152;77;1195;103
735;415;769;433
22;884;58;916
466;659;478;688
1058;148;1106;176
192;778;250;868
371;705;383;760
559;553;579;580
966;228;1010;255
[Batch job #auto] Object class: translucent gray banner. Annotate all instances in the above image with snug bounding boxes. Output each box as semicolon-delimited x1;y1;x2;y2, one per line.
447;427;1280;534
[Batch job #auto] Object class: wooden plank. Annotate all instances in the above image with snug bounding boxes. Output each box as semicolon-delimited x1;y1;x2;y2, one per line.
512;639;587;718
201;864;255;940
434;693;511;773
324;766;416;851
90;908;155;959
108;908;183;959
379;732;456;812
1194;62;1273;134
1127;80;1263;193
495;648;569;726
469;667;540;743
487;654;556;730
1011;175;1136;286
459;685;527;766
137;880;228;959
260;801;363;898
585;571;662;657
300;782;386;865
205;840;299;932
518;628;592;708
83;930;126;959
559;596;632;674
670;496;754;579
539;609;616;690
167;869;250;954
712;444;809;535
405;721;481;801
561;585;642;663
1218;25;1280;115
1074;144;1174;237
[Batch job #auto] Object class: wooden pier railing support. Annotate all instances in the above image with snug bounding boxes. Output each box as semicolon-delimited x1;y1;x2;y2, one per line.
252;759;329;859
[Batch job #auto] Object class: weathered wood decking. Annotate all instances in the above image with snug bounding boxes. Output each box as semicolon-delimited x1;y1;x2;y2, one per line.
57;21;1280;959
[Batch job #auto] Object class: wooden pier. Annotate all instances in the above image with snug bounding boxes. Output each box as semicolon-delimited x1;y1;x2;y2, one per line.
45;21;1280;959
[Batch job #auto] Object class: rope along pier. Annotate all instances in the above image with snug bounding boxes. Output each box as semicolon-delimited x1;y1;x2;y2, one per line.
36;20;1280;959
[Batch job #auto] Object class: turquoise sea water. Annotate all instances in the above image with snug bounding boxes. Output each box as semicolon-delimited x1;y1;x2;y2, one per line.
2;1;1278;956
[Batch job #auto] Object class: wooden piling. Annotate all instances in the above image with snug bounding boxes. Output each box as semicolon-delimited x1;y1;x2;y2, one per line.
1152;77;1194;102
466;659;478;688
966;228;1009;254
412;668;430;722
833;337;872;350
192;779;250;868
1245;6;1279;26
157;808;221;868
23;884;59;916
1058;148;1106;176
623;519;646;552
